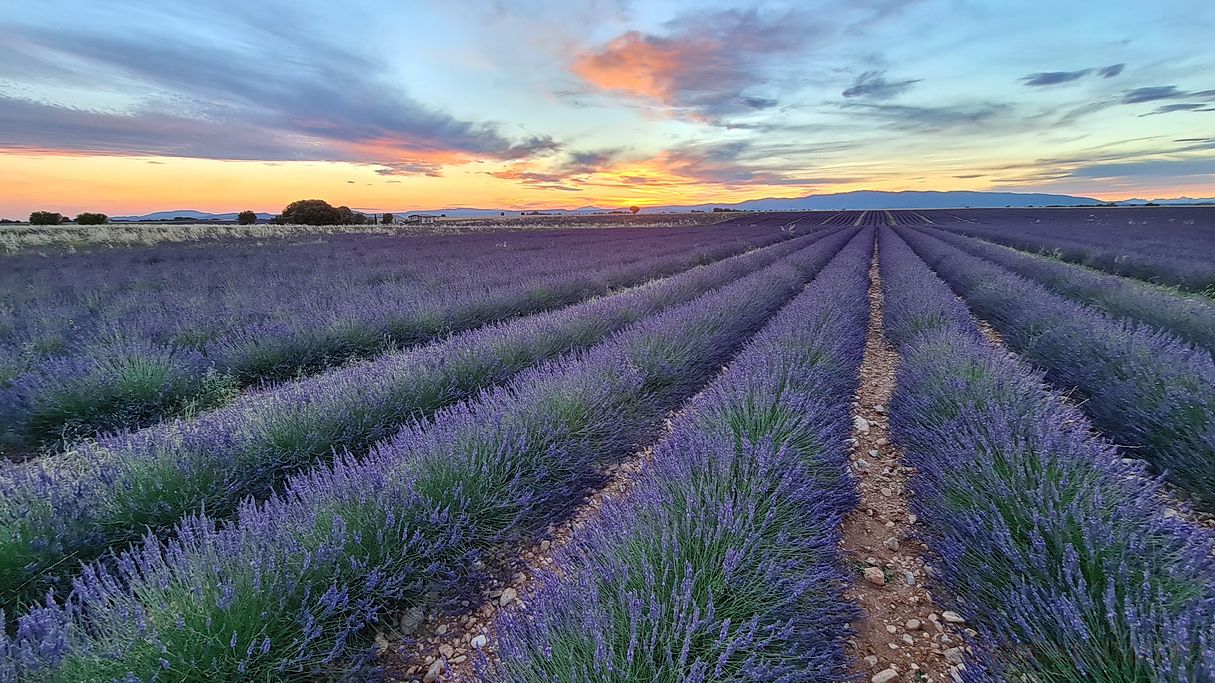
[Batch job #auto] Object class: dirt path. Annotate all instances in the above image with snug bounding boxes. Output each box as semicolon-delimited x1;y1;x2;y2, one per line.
840;245;969;683
383;413;682;682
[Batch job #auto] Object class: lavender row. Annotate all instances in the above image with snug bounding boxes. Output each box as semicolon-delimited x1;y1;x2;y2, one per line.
910;225;1215;355
0;224;789;454
896;226;1215;510
0;228;853;682
879;227;1215;681
490;228;873;682
935;207;1215;292
0;230;853;617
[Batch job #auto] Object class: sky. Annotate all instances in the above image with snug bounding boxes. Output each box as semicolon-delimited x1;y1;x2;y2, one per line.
1;0;1213;217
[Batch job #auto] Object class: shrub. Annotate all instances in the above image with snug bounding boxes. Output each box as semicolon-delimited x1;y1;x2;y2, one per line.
28;212;63;225
73;213;108;225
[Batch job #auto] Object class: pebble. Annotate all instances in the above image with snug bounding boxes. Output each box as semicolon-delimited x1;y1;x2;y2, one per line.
944;647;965;664
872;667;900;683
874;405;886;414
942;611;965;623
400;607;425;635
868;449;880;458
883;537;900;551
902;634;914;645
499;587;518;606
905;618;922;631
423;658;445;683
864;655;879;669
879;487;894;497
438;644;455;659
863;567;887;586
854;416;871;434
885;624;898;634
470;634;488;649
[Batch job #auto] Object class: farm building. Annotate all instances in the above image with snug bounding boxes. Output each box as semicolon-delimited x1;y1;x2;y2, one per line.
406;214;439;224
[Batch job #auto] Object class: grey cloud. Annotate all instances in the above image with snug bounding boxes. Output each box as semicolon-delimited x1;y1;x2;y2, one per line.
839;101;1009;130
557;148;626;175
741;97;780;110
1121;86;1215;104
0;19;559;166
1141;103;1215;116
1121;86;1185;103
659;139;859;187
1068;158;1215;178
1021;63;1124;88
842;71;920;99
375;161;446;177
1021;70;1090;86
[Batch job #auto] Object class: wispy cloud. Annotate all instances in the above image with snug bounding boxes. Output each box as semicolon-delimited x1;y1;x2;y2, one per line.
842;71;920;99
1021;70;1091;86
838;101;1010;130
0;16;559;172
1020;63;1124;86
1121;85;1187;103
1068;158;1215;178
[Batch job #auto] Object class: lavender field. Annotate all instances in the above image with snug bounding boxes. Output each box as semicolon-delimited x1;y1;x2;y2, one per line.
1;208;1213;683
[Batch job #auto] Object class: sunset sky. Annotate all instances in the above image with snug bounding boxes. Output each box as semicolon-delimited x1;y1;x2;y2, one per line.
1;0;1213;217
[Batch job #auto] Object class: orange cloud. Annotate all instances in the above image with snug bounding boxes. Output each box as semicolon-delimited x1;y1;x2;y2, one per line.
572;32;719;105
569;10;812;121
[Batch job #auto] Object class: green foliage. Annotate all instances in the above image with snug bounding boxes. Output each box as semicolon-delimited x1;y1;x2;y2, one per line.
237;210;258;225
277;199;341;225
74;212;109;225
28;211;64;225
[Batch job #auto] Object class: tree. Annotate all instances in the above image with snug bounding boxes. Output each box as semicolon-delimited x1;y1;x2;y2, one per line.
334;206;369;225
381;213;394;225
29;211;64;225
237;210;258;225
629;205;640;215
278;199;341;225
74;212;109;225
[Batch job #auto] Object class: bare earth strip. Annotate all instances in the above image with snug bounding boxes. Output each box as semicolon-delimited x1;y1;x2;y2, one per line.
383;412;682;682
840;246;969;683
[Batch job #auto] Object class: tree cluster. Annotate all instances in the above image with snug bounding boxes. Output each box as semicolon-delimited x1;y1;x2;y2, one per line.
28;211;110;225
273;200;370;226
29;211;65;225
75;213;109;225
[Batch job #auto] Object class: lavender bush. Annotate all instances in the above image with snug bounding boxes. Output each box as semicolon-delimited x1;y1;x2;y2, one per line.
934;207;1215;293
913;225;1215;354
0;229;856;617
490;228;872;682
880;227;1215;681
897;226;1215;510
0;223;791;453
0;229;854;681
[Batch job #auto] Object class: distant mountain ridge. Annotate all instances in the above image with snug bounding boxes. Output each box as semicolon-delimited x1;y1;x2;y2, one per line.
111;210;276;222
106;190;1215;222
